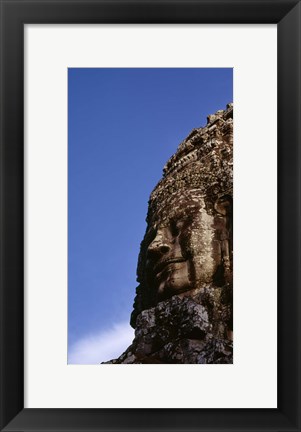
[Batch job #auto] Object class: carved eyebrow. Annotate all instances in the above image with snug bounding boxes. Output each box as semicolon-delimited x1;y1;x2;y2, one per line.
168;215;193;230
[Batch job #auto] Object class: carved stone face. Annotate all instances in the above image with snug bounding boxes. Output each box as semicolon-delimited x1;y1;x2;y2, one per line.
144;190;220;302
131;104;233;328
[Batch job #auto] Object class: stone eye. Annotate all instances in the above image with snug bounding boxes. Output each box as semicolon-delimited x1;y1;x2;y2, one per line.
170;220;181;237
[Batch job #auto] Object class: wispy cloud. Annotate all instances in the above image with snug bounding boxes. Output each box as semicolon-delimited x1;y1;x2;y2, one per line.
68;321;134;364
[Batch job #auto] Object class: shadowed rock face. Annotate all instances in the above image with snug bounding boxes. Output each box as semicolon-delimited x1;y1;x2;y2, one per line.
105;286;233;364
104;104;233;364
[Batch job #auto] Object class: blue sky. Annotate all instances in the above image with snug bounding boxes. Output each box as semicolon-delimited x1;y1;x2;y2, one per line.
68;68;233;363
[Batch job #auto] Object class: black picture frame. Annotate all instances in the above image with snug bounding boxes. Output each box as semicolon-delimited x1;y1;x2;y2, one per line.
0;1;300;431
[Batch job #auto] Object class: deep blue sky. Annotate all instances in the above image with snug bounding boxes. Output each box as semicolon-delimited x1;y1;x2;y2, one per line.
68;68;233;358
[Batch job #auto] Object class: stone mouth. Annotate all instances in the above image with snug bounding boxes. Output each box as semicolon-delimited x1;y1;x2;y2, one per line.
153;257;186;276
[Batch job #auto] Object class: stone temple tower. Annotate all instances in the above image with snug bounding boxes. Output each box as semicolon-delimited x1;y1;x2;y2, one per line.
105;103;233;364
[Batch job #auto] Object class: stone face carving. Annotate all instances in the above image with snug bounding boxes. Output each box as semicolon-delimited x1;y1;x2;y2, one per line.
131;103;233;329
144;192;222;301
104;103;233;364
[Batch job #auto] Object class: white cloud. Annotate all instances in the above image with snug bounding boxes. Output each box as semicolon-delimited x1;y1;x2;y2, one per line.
68;321;135;364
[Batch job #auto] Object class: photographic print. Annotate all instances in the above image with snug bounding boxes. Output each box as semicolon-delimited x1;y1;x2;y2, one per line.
68;68;233;364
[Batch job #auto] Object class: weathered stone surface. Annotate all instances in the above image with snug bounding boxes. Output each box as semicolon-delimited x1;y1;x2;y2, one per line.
104;284;232;364
103;104;233;364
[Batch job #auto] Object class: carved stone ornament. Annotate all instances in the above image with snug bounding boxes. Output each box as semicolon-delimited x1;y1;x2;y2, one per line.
104;103;233;364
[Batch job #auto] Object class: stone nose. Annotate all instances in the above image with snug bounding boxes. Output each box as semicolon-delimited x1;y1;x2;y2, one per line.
147;231;171;257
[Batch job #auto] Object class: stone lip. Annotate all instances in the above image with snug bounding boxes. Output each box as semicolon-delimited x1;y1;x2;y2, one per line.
103;284;233;364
